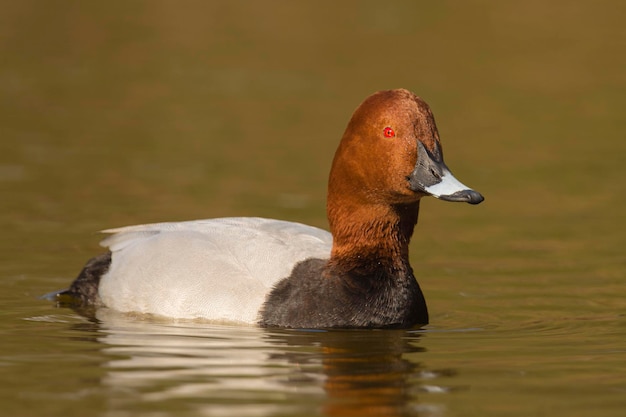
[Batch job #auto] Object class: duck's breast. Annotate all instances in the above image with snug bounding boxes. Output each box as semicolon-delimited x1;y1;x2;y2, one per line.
98;217;332;323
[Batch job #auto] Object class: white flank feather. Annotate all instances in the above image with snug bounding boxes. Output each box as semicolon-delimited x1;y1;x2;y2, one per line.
97;217;332;324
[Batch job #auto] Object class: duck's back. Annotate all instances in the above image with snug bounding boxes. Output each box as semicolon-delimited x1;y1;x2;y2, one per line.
96;217;332;324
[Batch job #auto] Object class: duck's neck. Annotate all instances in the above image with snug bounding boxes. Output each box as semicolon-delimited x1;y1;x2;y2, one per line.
326;198;420;275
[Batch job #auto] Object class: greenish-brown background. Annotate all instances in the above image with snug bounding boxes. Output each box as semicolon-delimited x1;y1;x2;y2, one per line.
1;1;624;417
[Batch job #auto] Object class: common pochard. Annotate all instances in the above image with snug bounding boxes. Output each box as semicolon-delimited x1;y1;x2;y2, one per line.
56;89;484;328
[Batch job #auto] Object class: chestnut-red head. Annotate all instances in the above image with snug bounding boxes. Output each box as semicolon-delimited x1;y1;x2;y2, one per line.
327;89;483;258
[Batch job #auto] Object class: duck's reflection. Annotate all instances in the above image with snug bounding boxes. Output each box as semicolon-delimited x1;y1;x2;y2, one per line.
266;328;427;417
83;309;443;417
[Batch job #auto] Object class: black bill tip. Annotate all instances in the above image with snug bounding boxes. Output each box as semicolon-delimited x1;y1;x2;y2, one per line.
439;189;484;205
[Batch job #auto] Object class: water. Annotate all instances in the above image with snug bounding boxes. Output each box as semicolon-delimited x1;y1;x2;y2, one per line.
1;1;625;416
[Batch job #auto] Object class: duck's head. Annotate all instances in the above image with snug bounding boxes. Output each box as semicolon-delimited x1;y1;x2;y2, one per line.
328;89;484;209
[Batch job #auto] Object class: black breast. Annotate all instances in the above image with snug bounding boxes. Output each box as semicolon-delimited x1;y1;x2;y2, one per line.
259;257;428;329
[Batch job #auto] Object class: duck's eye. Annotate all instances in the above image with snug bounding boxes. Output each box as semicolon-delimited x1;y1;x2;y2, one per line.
383;127;395;138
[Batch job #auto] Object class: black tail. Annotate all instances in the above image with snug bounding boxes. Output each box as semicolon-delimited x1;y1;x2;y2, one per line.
54;252;112;306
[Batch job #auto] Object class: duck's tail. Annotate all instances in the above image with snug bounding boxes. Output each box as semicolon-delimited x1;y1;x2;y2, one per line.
43;252;112;307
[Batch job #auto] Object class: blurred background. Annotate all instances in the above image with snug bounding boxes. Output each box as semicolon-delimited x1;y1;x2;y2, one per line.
1;1;624;278
0;1;624;416
3;1;624;279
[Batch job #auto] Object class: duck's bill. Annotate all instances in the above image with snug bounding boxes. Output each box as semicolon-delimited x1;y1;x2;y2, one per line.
408;141;484;205
424;169;484;205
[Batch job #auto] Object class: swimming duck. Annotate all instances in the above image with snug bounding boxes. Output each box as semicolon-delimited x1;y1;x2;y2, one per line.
58;89;484;328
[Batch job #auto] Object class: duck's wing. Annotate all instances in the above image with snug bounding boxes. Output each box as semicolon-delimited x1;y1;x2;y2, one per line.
97;217;332;323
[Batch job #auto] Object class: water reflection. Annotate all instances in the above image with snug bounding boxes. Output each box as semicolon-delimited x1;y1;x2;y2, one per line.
267;329;427;416
87;310;440;417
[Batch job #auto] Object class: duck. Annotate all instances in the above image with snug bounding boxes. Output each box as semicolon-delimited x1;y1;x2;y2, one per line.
56;89;484;329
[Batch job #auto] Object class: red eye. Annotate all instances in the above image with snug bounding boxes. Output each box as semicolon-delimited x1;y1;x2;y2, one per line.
383;127;395;138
